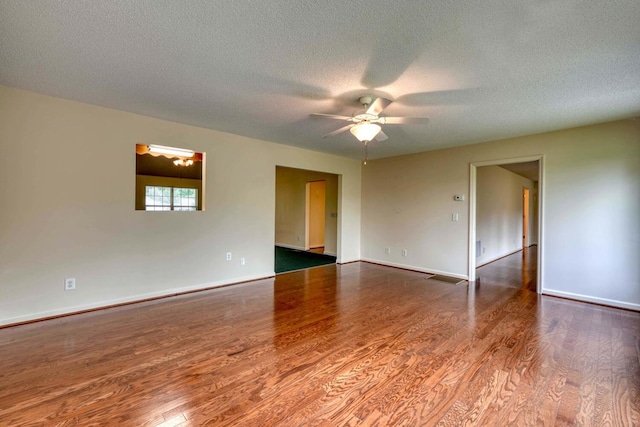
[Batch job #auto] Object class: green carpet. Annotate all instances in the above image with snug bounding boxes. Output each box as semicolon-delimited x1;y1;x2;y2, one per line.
275;246;337;273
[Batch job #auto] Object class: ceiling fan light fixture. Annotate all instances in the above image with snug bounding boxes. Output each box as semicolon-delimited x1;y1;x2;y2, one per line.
350;122;381;142
173;158;194;167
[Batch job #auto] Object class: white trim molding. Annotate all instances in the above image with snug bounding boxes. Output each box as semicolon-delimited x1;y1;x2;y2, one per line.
361;258;469;279
275;243;306;251
1;272;275;327
476;248;524;268
543;289;640;312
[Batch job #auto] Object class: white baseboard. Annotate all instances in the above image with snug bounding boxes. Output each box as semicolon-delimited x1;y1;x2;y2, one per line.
275;243;306;251
360;258;468;280
337;257;359;264
542;288;640;312
0;272;275;327
477;248;523;267
276;243;336;257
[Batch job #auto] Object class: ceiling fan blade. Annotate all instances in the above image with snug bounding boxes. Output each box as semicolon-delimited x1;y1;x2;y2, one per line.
322;124;354;138
381;117;430;125
375;131;388;142
366;97;393;116
310;113;353;121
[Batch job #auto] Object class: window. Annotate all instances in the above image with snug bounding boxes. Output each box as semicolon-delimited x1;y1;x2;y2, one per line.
145;186;198;211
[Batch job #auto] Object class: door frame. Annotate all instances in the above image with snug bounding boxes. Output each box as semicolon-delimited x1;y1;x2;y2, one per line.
522;187;530;248
468;155;544;293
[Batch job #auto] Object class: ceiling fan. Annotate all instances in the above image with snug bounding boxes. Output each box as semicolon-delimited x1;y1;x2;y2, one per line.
310;96;429;162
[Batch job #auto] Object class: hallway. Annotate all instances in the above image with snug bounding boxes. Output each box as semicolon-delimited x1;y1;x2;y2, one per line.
476;246;538;292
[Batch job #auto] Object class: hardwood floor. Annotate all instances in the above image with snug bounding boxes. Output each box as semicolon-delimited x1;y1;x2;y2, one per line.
476;246;538;292
1;250;638;426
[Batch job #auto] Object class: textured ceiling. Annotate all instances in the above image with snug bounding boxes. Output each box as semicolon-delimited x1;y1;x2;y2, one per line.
1;1;639;160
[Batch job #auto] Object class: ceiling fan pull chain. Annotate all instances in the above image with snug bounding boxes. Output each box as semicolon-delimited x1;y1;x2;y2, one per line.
364;141;368;165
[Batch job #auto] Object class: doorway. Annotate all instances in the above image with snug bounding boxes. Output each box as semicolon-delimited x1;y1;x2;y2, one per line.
275;166;339;273
469;156;543;293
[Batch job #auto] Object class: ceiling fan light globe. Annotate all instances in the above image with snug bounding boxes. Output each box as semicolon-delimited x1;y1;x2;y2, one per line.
350;122;381;142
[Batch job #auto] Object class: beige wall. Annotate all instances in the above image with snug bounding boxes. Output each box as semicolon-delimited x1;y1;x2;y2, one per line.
0;86;361;325
361;120;640;310
275;167;338;255
476;166;535;266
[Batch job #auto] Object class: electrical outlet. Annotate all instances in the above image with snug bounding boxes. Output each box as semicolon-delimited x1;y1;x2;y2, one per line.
296;236;300;241
64;278;76;291
226;252;232;261
240;257;246;265
385;247;391;254
402;249;408;257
